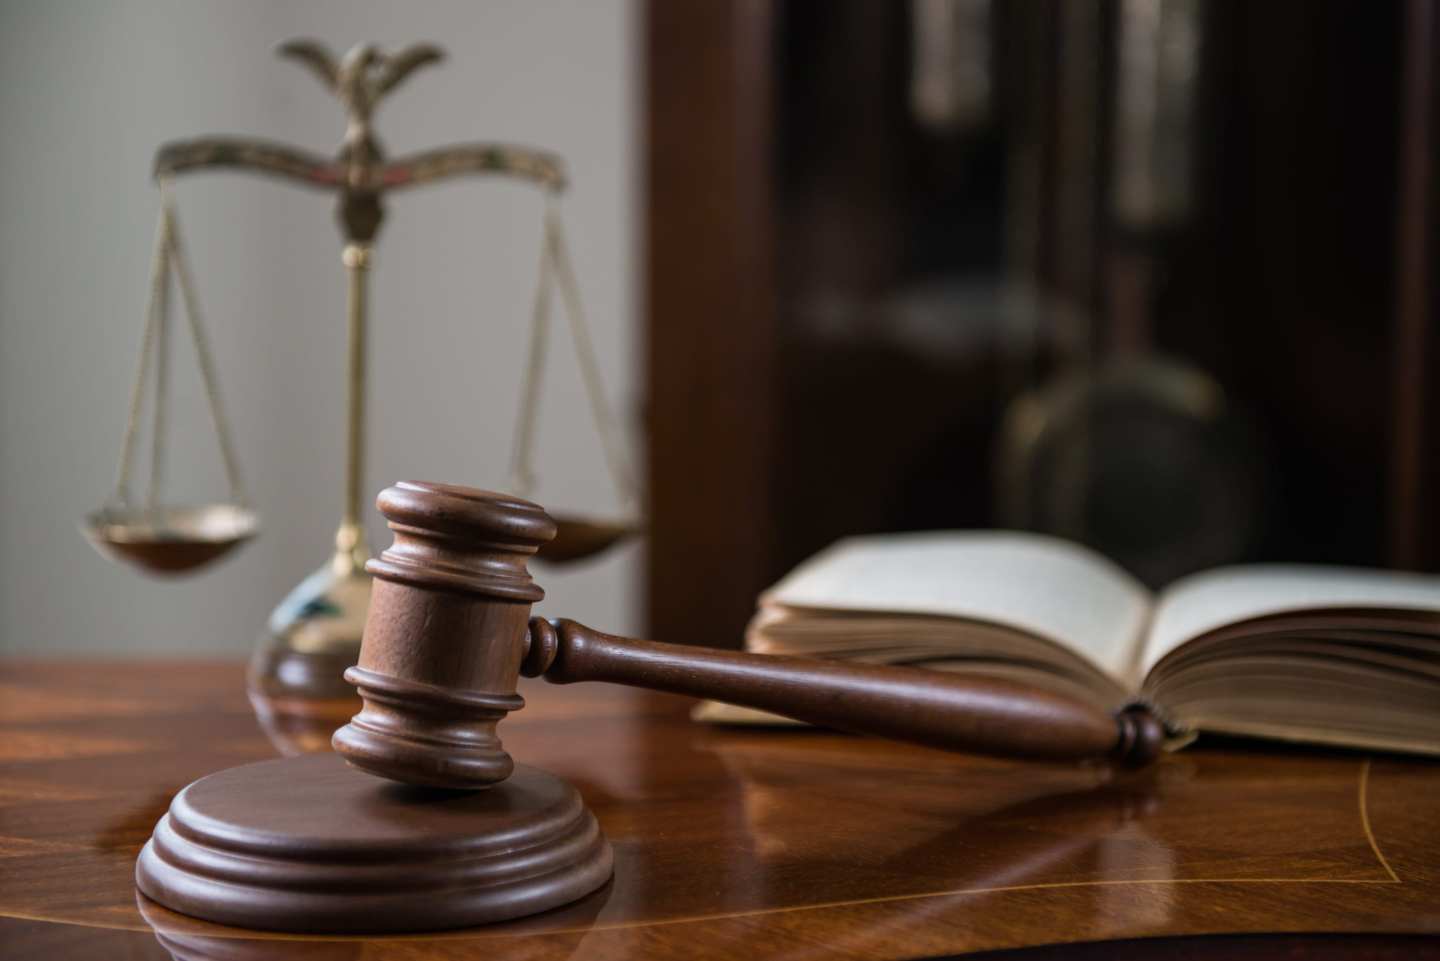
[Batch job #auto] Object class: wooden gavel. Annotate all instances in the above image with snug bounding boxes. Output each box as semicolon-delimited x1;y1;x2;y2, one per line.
333;481;1164;788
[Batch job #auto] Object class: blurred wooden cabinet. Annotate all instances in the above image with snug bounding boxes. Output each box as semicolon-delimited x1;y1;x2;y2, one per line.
645;0;1440;648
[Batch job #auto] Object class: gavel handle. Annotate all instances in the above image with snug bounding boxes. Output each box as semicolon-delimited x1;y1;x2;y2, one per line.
523;619;1163;767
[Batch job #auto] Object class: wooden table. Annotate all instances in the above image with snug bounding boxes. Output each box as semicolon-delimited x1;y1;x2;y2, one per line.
1;660;1437;960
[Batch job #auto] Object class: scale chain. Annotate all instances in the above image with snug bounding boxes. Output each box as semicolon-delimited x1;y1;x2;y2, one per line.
159;179;249;508
506;195;557;499
545;203;638;511
149;200;171;511
112;197;173;509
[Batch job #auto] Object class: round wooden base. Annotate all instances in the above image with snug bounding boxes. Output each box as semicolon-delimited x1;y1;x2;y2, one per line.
135;753;613;934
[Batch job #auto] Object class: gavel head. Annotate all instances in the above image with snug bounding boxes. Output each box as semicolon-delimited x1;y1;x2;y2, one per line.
331;481;556;789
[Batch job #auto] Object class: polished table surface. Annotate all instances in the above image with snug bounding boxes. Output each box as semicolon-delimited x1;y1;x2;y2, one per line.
0;659;1437;960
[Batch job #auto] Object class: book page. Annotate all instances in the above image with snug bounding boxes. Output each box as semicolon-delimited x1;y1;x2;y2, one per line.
763;531;1152;682
1142;564;1440;676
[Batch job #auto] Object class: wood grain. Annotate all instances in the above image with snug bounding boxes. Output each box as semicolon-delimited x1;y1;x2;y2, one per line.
0;659;1437;960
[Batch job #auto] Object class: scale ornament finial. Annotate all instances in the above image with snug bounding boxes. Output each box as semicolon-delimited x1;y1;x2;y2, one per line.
278;40;445;167
278;39;444;113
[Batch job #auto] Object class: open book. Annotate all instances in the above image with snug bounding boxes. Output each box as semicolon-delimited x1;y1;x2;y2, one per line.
695;532;1440;756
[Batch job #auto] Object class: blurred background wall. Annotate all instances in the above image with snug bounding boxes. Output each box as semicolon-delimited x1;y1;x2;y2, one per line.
0;0;640;655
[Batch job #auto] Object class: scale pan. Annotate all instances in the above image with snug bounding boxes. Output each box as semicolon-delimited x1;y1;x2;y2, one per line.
83;503;258;575
537;513;641;564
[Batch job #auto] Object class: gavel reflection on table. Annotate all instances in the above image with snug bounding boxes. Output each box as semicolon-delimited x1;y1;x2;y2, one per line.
136;481;1163;934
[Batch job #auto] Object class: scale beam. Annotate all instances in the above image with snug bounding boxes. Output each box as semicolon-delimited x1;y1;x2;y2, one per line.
384;143;566;191
152;38;563;195
154;137;566;193
154;137;341;188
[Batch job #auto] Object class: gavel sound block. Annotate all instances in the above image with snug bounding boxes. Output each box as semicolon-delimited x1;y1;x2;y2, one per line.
136;482;1162;934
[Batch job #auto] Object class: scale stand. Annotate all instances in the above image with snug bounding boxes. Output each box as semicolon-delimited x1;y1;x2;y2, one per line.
85;40;641;739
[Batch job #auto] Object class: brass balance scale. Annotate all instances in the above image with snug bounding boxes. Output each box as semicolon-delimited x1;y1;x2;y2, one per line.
82;40;640;744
